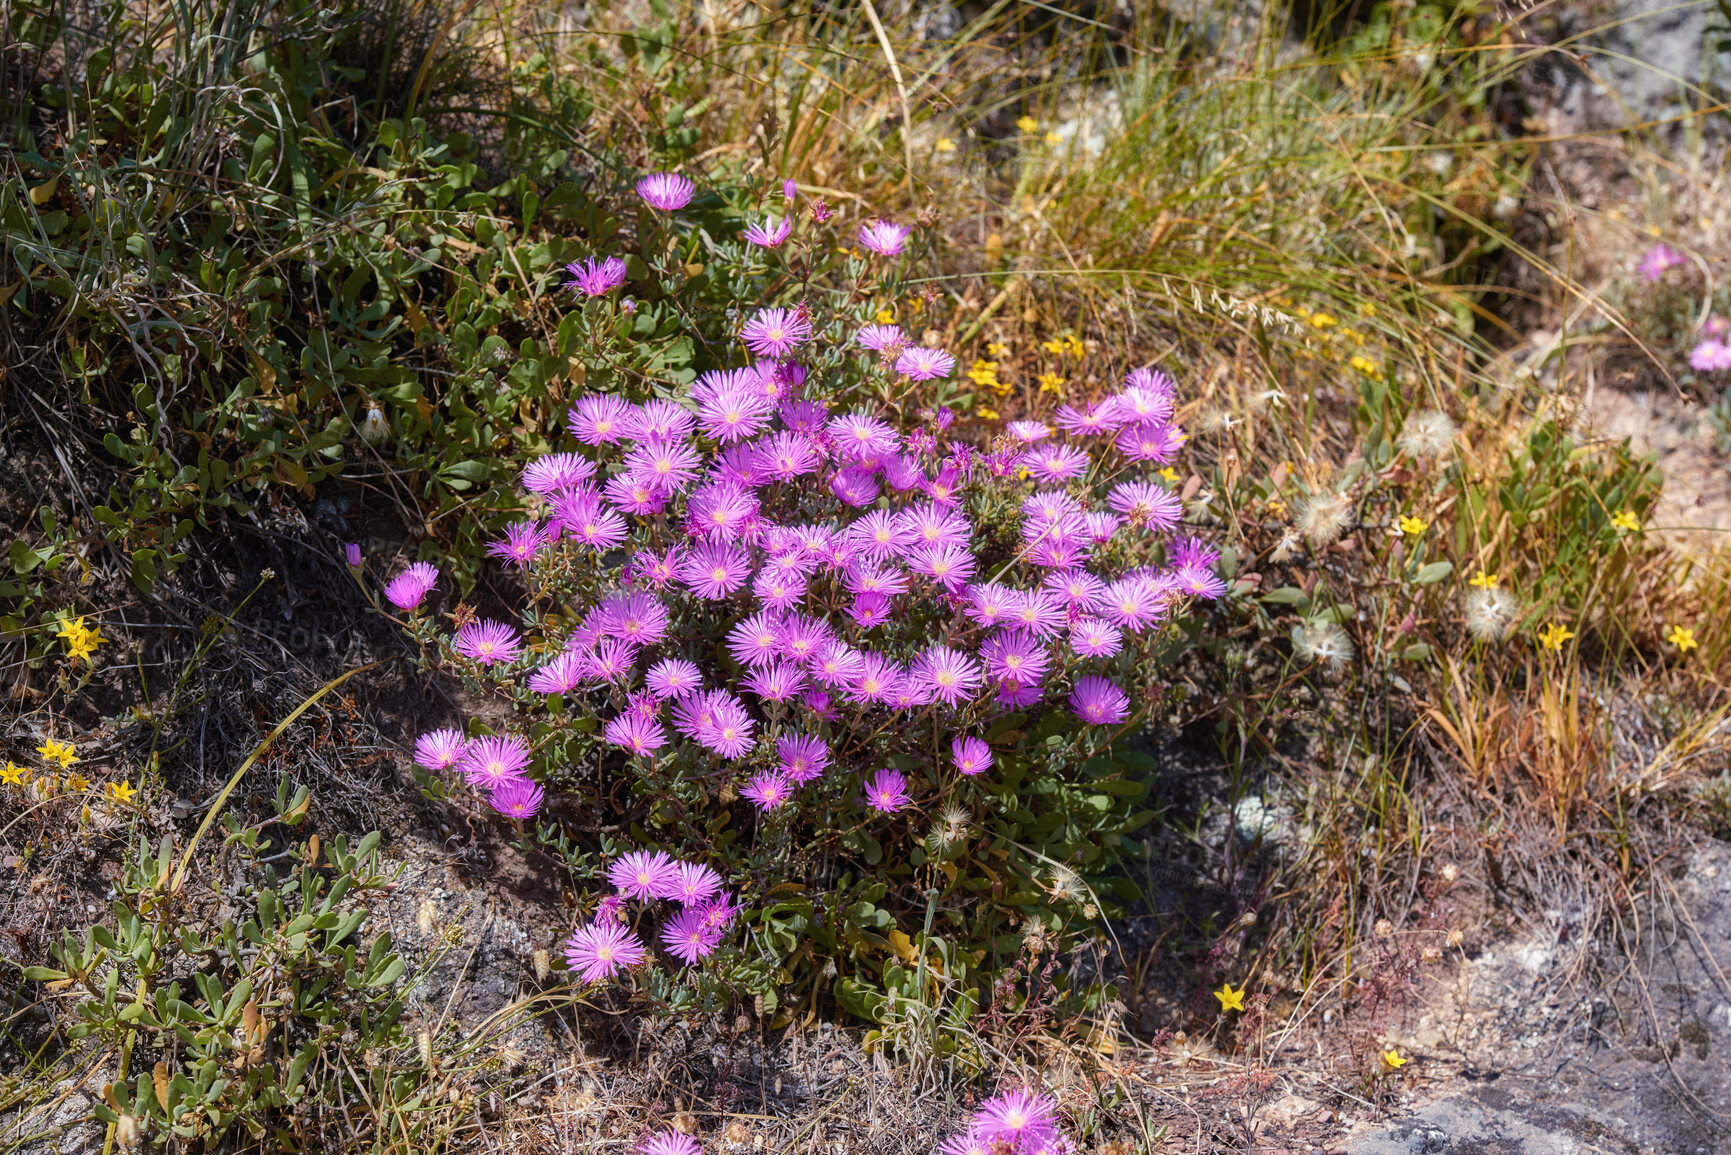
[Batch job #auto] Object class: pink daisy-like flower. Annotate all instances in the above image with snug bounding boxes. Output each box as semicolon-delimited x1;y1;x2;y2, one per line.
846;564;910;599
522;452;598;495
856;323;907;353
1070;675;1130;726
702;699;756;759
1044;569;1107;613
831;467;880;507
741;769;796;812
856;218;911;256
487;519;550;567
982;629;1049;688
973;1087;1060;1150
565;256;627;296
698;384;775;444
580;637;639;684
636;172;695;211
624;399;698;441
1085;511;1122;543
849;592;893;629
849;652;900;703
1028;444;1090;483
912;645;982;706
1108;480;1184;532
753;567;808;611
1102;575;1165;631
1070;616;1124;657
1638;242;1685;281
623;438;702;493
489;777;545;819
663;861;723;905
564;920;647;983
741;662;807;703
810;641;865;688
527;651;586;695
965;583;1017;628
385;562;439;611
863;768;911;813
604;476;666;516
1116;421;1184;463
952;735;994;777
604;712;668;757
1054;399;1124;436
414;728;467;771
645;658;703;700
569;395;632;445
1121;366;1177;408
680;540;752;599
759;431;820;481
744;215;793;247
1008;420;1052;443
688;482;759;540
1691;339;1731;372
599;592;670;648
895;347;956;380
776;733;830;782
608;849;679;900
740;307;813;359
727;611;786;668
639;1132;703;1155
827;412;901;461
909;544;976;592
455;620;522;665
631;545;684;589
459;735;532;791
661;906;722;964
1006;590;1069;639
938;1128;993;1155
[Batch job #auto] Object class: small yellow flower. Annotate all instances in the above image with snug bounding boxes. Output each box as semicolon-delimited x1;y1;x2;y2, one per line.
1157;467;1180;485
1041;337;1067;355
934;137;956;154
1214;981;1247;1012
1309;312;1338;330
1668;625;1698;653
1063;335;1084;358
1468;571;1498;590
1015;115;1038;133
106;779;138;804
37;739;77;769
874;307;895;325
1358;302;1377;317
1382;1049;1407;1070
1398;515;1428;536
1037;372;1065;394
1611;509;1640;533
1348;354;1383;379
0;762;23;787
977;407;1000;421
1538;622;1575;651
1043;130;1063;145
65;772;90;794
986;342;1010;357
56;616;105;664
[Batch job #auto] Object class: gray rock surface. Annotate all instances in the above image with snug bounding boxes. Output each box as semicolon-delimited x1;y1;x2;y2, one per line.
1539;0;1731;132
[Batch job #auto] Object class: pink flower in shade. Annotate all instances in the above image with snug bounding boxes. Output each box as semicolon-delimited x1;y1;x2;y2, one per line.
608;849;679;900
856;323;907;353
952;735;994;776
810;641;866;688
909;544;976;591
848;592;894;629
645;658;703;700
527;651;585;695
982;630;1050;688
740;307;813;359
744;215;793;247
1691;340;1731;372
414;728;467;771
1115;421;1184;463
623;438;702;493
639;1133;703;1155
776;733;831;782
663;861;723;905
1008;420;1052;443
1070;675;1130;726
973;1087;1061;1150
568;395;633;445
581;637;639;683
831;467;880;507
1028;444;1090;483
385;562;439;611
1170;536;1228;600
863;768;911;813
1638;242;1685;281
698;384;775;444
459;736;532;791
565;256;627;296
1069;616;1124;657
487;520;550;567
455;620;522;665
741;769;796;812
522;452;598;495
1054;399;1125;436
856;218;911;256
661;906;722;964
679;540;752;599
912;645;983;706
1108;480;1184;532
564;919;647;983
604;712;668;757
636;172;695;211
701;698;756;759
895;347;956;380
489;777;545;819
997;682;1044;709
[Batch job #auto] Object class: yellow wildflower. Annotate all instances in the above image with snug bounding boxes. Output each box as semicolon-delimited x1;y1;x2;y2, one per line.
1213;982;1246;1012
1382;1049;1407;1070
874;307;895;325
1538;622;1574;651
57;616;105;664
934;137;956;154
1610;509;1640;533
1309;312;1338;330
1041;337;1067;355
106;779;137;804
1037;372;1065;394
1668;625;1698;653
977;407;1000;421
1348;354;1383;379
0;762;23;787
37;739;77;769
986;341;1010;357
1398;515;1428;536
65;772;90;793
1157;467;1180;485
1265;497;1287;516
1015;115;1038;133
1358;302;1377;317
1043;130;1062;145
1468;571;1498;590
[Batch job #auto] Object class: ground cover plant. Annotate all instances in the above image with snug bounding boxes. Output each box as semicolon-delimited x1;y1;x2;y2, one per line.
6;0;1731;1151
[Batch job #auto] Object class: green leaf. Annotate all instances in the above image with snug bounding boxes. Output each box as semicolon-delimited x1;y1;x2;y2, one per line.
1412;561;1453;584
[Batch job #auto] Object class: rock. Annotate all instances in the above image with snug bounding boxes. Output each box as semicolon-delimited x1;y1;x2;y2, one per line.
1533;0;1731;134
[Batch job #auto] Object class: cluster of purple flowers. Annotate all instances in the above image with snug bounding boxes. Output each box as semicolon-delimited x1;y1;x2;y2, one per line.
941;1087;1070;1155
561;851;741;982
413;728;545;820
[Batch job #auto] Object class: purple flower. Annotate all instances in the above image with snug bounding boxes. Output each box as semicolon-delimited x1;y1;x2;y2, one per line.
527;651;585;695
938;1128;993;1155
385;562;439;611
489;777;545;819
742;769;796;812
744;215;793;247
1115;421;1184;463
1008;420;1052;443
895;347;956;380
1044;569;1106;614
973;1087;1060;1150
856;218;911;256
952;735;993;777
639;1133;702;1155
909;544;976;591
1121;367;1177;409
564;503;630;551
460;735;532;791
753;566;808;611
604;712;668;757
414;728;467;771
564;919;647;983
579;637;638;684
830;466;880;507
1638;242;1685;281
343;542;362;567
646;658;703;700
568;395;632;445
776;734;831;783
624;399;698;442
856;323;907;353
1102;575;1165;631
608;850;678;900
1028;444;1090;483
810;641;865;688
1005;590;1069;639
849;510;914;560
1070;675;1130;726
848;592;894;629
740;306;813;359
636;172;695;211
827;413;901;461
982;630;1049;688
623;438;701;492
661;906;722;964
1055;399;1124;435
759;431;819;480
598;591;670;647
741;662;807;702
565;256;627;296
604;476;666;515
698;382;775;444
664;861;723;905
863;768;911;812
680;540;752;598
486;519;550;567
912;644;983;705
523;452;599;495
780;397;829;433
965;583;1016;628
1691;339;1731;372
899;501;971;552
631;545;683;589
688;482;759;539
1069;616;1124;657
701;698;756;759
454;620;522;665
1109;481;1184;531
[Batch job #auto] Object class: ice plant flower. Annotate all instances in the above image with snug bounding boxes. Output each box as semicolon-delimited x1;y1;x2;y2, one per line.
973;1088;1060;1151
895;347;956;380
565;256;627;296
1638;242;1685;280
744;215;793;247
414;729;467;771
608;850;679;900
740;307;813;359
487;520;550;567
1690;339;1731;372
385;562;439;611
1070;675;1129;725
1215;981;1247;1011
490;778;545;819
742;769;796;812
636;171;695;211
856;218;911;256
664;861;723;906
454;620;522;665
661;907;722;964
863;768;911;813
639;1133;703;1155
564;920;647;983
952;735;993;776
459;736;531;791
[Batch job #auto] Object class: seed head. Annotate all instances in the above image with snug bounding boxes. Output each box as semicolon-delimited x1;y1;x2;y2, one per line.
1397;409;1457;458
1296;491;1352;547
1464;587;1520;642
